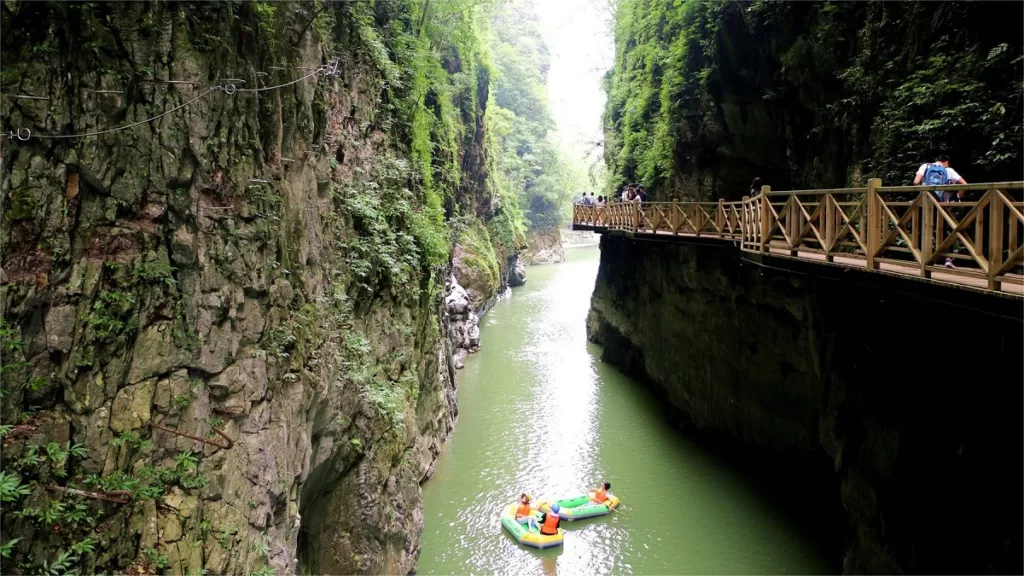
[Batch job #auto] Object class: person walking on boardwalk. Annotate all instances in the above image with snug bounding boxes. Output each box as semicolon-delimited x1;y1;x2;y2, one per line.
915;153;968;201
750;177;762;196
914;153;968;268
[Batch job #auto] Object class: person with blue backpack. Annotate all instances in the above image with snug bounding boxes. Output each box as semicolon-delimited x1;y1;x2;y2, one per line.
914;153;968;268
914;153;968;201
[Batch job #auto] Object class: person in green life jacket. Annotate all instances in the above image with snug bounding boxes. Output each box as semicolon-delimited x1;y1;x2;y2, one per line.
914;153;968;268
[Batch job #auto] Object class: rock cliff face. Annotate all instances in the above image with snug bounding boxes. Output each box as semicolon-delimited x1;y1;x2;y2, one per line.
587;234;1023;574
0;2;494;575
561;229;599;247
521;227;564;265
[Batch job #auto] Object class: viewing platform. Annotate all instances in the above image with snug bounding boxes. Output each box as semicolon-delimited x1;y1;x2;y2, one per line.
573;180;1024;299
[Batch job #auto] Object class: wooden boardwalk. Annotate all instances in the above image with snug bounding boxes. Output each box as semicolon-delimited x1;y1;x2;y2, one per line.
573;180;1024;298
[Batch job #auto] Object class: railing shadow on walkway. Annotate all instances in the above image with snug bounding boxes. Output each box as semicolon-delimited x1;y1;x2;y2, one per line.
572;180;1024;296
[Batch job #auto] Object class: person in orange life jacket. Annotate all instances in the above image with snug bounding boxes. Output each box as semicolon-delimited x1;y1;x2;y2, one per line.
538;503;561;535
515;493;538;531
914;153;968;268
588;481;611;504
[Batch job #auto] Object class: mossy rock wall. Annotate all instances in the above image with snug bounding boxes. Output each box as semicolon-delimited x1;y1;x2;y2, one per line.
0;2;493;574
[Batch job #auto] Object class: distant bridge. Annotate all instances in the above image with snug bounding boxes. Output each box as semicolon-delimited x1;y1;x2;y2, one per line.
573;180;1024;298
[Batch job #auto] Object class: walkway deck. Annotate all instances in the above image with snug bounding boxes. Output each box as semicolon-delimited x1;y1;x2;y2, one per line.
573;180;1024;298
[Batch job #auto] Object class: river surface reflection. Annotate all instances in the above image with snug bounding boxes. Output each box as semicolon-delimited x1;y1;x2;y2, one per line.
418;245;830;575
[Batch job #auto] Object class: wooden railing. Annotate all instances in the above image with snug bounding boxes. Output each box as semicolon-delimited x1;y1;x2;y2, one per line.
572;180;1024;293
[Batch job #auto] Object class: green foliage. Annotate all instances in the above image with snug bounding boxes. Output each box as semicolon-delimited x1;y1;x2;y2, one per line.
487;1;579;229
250;534;271;557
873;39;1023;183
143;546;169;570
13;500;93;531
132;254;177;287
0;472;32;502
457;219;501;295
6;188;35;221
0;317;42;400
88;291;137;339
605;0;717;194
172;394;191;411
110;432;151;451
1;538;19;559
41;548;78;576
604;0;1022;196
334;156;446;294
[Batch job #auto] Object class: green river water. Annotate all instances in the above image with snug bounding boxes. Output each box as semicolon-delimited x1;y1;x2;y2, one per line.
418;245;832;575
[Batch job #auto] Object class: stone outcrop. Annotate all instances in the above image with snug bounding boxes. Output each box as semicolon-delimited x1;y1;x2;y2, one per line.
587;234;1023;574
508;255;527;287
521;227;565;264
444;277;481;369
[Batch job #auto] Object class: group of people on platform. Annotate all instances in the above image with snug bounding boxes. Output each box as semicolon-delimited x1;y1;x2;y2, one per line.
575;183;647;207
513;482;612;535
576;155;967;268
576;192;607;206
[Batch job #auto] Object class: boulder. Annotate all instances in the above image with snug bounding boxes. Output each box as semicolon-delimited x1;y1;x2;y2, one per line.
509;257;527;287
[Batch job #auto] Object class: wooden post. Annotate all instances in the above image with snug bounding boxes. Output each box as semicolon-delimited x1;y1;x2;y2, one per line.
716;199;725;238
632;201;639;232
921;191;934;278
911;197;920;257
759;185;771;252
975;195;985;262
988;189;1004;291
865;178;882;270
787;197;798;257
741;196;750;249
823;194;834;262
672;199;679;234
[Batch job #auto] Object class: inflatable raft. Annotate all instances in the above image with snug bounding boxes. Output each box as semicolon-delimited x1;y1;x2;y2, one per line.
539;493;620;521
499;504;564;549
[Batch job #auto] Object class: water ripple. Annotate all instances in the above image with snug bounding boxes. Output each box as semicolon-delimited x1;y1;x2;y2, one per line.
419;248;832;575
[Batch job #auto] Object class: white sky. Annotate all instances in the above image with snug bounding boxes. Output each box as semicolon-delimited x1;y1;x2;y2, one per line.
532;0;614;169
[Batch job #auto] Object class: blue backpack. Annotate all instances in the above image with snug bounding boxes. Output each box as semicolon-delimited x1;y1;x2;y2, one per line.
923;163;949;195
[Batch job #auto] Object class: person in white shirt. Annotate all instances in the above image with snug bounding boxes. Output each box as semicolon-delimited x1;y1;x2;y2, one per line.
914;153;968;268
914;154;967;201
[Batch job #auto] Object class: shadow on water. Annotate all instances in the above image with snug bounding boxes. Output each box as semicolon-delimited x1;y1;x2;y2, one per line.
589;338;844;572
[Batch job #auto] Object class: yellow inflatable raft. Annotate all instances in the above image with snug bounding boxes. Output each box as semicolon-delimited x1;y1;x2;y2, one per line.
499;504;564;549
539;493;621;521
